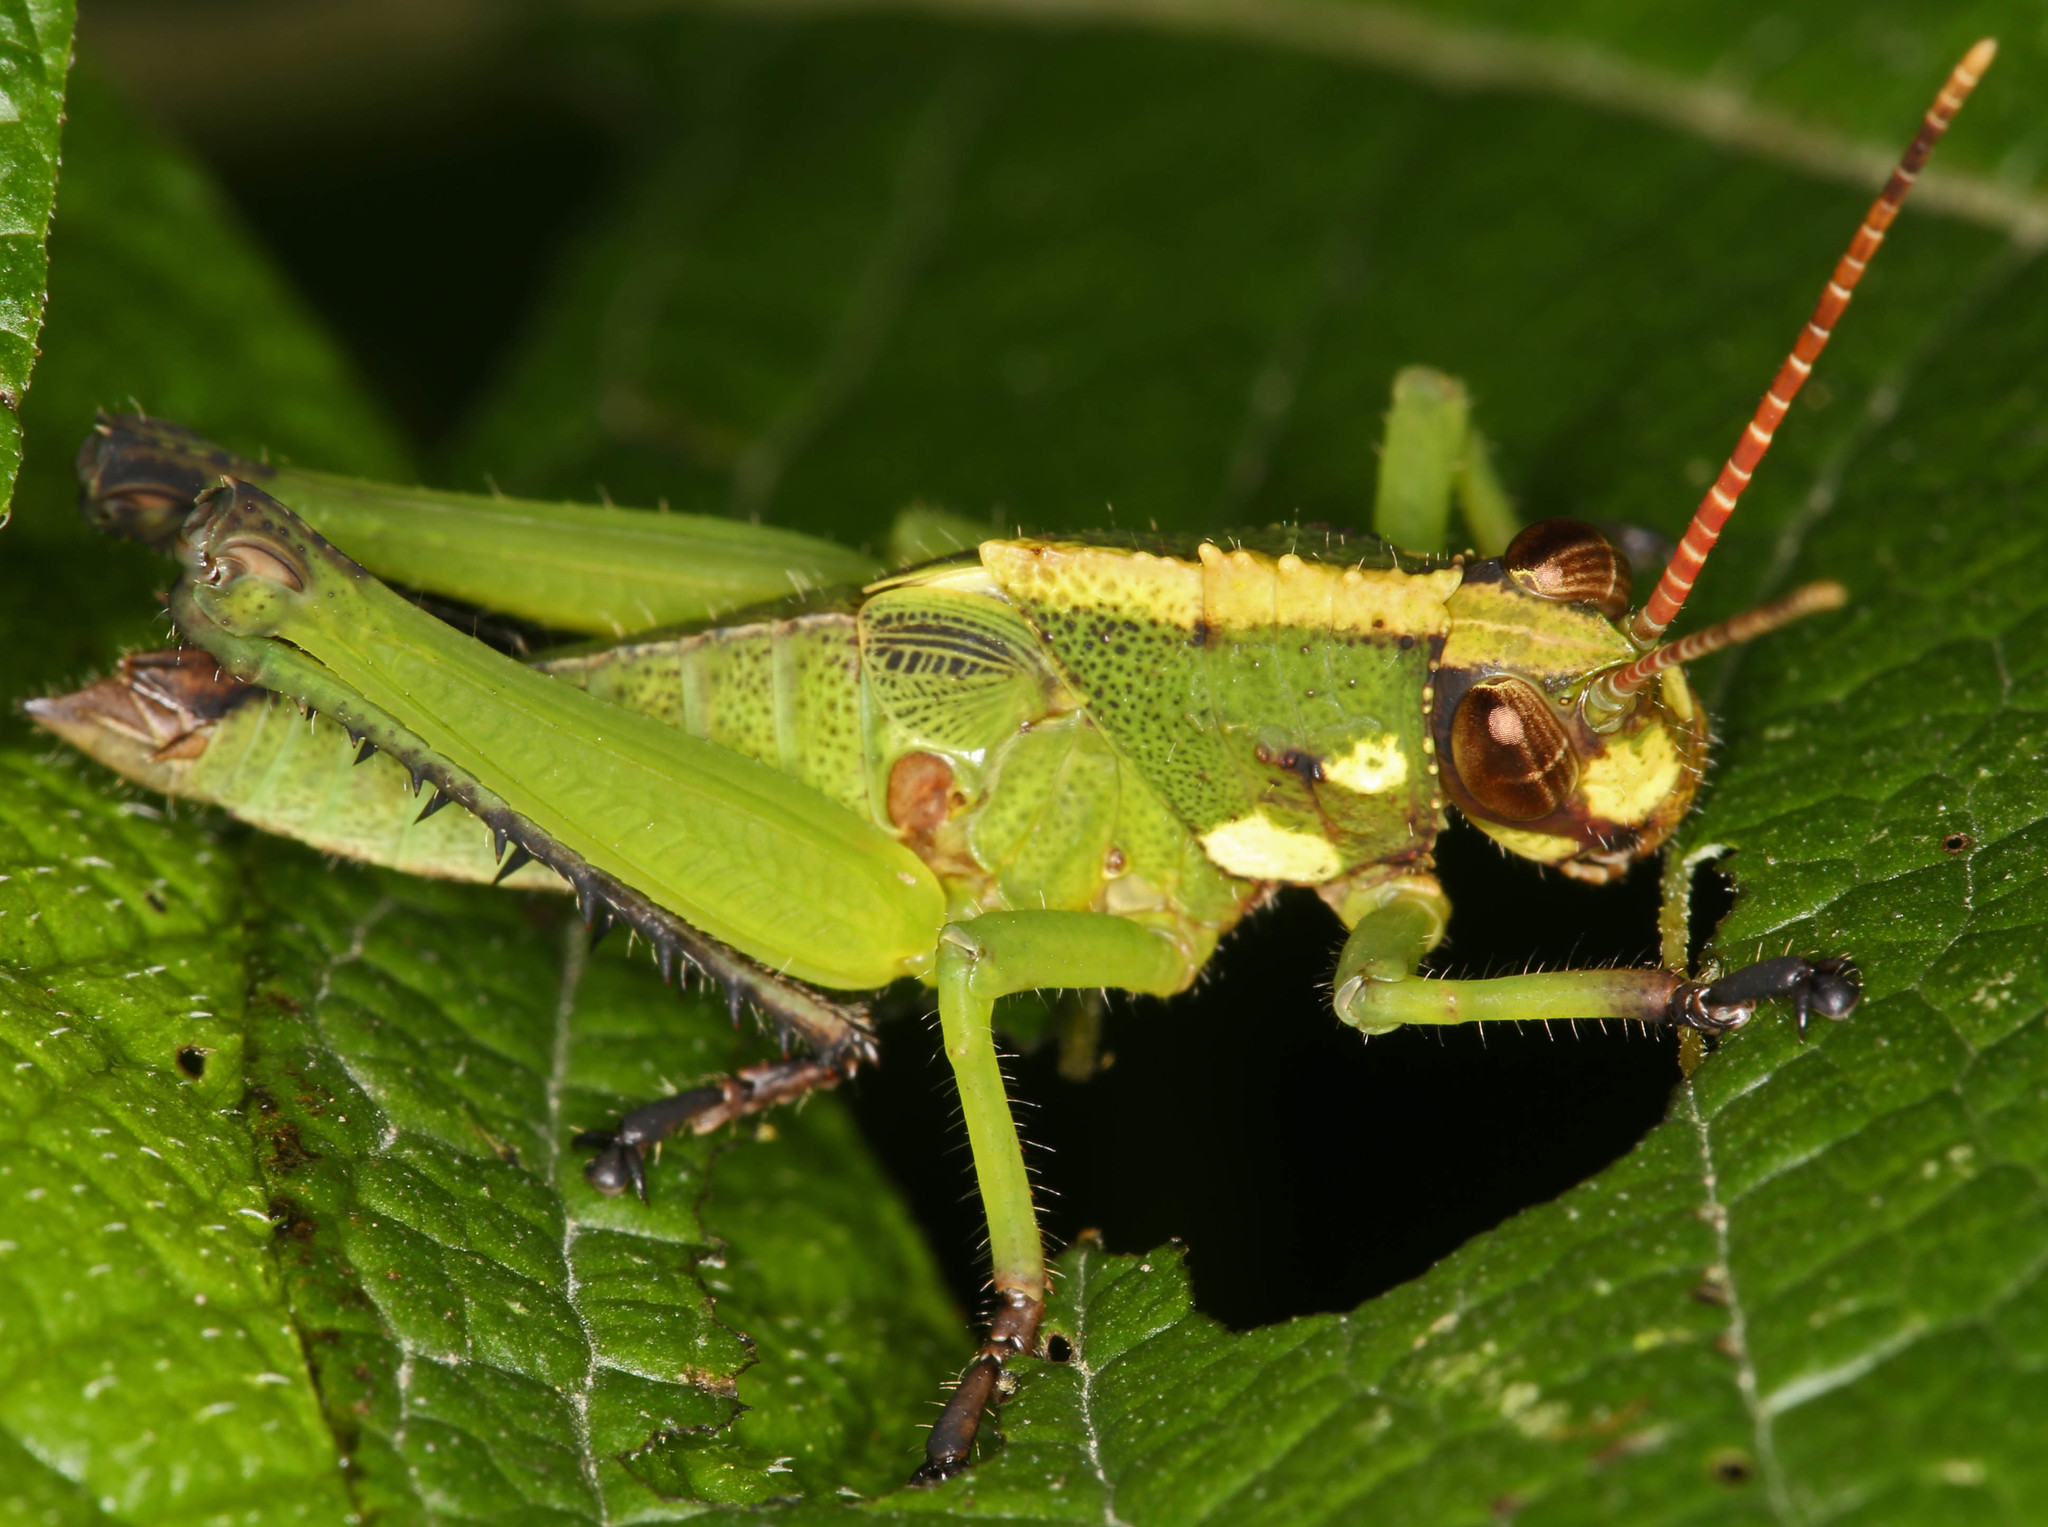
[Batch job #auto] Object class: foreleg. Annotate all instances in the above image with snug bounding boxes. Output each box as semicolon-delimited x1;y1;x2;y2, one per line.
1327;873;1861;1038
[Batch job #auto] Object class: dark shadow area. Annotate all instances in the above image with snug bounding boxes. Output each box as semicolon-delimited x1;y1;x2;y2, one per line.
204;97;619;453
1688;854;1740;970
850;817;1682;1326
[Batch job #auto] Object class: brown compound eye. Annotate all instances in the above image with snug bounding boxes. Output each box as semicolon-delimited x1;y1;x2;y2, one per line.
1503;518;1631;619
1451;677;1579;822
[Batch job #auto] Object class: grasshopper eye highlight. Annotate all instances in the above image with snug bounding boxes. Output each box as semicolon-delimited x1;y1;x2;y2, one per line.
1503;518;1631;619
213;538;305;591
1451;677;1579;822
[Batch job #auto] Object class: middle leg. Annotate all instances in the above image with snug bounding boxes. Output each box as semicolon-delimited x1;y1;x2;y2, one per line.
917;911;1190;1483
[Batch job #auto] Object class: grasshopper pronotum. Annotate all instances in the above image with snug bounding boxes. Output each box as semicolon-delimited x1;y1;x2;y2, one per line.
27;39;1993;1483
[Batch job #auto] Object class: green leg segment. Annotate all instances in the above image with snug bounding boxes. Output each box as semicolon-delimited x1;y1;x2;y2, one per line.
1330;871;1691;1035
1369;366;1519;558
1454;425;1519;558
1326;871;1859;1040
917;911;1188;1484
1373;367;1467;556
80;414;993;637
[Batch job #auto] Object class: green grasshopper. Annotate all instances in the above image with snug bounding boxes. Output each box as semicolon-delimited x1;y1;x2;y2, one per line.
26;41;1993;1484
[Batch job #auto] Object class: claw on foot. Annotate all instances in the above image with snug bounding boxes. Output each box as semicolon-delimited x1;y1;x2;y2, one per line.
913;1285;1042;1485
575;1060;847;1200
1671;953;1862;1038
575;1131;650;1200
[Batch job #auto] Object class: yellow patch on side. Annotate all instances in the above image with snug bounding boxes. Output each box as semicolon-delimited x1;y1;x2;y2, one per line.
1442;581;1631;678
1325;733;1409;794
1199;541;1457;638
1579;719;1685;826
1473;821;1580;864
1200;814;1344;883
981;541;1203;625
983;538;1458;641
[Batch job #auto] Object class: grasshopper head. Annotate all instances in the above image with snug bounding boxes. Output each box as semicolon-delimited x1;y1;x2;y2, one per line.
177;480;320;638
1432;518;1846;882
1425;36;1997;877
1432;520;1708;883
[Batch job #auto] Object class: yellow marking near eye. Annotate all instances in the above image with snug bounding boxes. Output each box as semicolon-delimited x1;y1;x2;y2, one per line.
1473;822;1579;863
1441;581;1631;677
1326;733;1409;795
1659;666;1696;724
1200;814;1344;883
1579;722;1684;825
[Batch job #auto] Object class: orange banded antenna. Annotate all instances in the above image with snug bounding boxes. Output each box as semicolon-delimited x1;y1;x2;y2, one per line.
1629;37;1998;648
1605;580;1846;699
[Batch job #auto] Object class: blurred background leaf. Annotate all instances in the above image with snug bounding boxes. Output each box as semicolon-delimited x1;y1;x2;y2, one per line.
0;0;73;516
2;0;2044;1520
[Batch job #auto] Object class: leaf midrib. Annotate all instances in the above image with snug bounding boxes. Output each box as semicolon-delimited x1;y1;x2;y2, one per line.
706;0;2048;245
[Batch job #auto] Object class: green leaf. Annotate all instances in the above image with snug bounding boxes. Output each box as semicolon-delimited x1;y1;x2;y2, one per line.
0;754;351;1525
732;0;2048;213
12;4;2048;1521
239;849;959;1518
0;0;73;515
0;753;963;1522
0;46;416;1523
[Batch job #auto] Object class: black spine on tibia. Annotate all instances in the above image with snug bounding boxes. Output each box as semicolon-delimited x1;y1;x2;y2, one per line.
211;672;882;1204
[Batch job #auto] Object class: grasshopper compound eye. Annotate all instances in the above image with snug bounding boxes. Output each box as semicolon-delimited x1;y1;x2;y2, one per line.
1503;518;1631;619
1450;676;1579;822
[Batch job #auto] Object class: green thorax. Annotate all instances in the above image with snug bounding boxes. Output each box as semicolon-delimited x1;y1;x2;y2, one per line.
974;531;1463;885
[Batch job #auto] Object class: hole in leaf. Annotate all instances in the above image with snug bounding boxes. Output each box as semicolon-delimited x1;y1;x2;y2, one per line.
1942;831;1973;855
1044;1333;1073;1363
853;821;1679;1326
1688;856;1739;971
176;1046;208;1079
1709;1449;1754;1486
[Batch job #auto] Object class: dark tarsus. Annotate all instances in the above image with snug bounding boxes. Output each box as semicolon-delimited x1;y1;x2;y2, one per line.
1697;954;1861;1038
577;1056;852;1201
